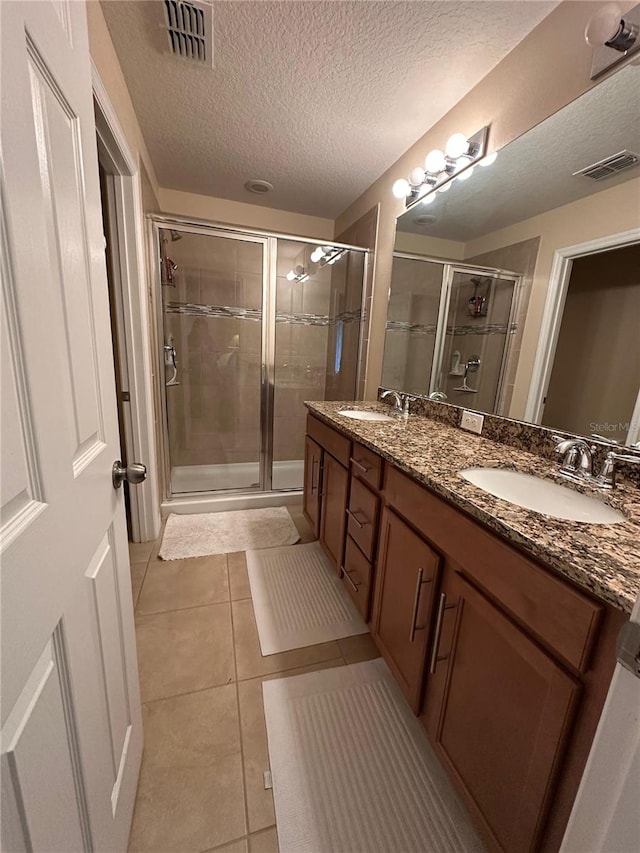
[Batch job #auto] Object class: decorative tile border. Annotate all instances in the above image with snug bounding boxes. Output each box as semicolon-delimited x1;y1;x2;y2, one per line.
385;321;516;337
166;302;364;327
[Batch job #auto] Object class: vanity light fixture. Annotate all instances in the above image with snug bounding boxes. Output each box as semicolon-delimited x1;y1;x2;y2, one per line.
392;126;490;206
585;2;640;78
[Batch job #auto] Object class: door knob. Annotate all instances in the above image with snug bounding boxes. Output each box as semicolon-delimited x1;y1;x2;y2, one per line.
112;460;147;489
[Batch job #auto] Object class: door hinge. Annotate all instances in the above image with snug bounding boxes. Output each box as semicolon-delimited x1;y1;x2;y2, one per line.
121;391;131;402
616;619;640;678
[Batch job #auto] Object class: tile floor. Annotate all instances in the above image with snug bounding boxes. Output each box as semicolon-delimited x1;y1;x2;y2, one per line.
127;502;380;853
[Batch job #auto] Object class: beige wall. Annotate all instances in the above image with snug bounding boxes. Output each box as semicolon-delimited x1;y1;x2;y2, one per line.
159;188;334;241
335;0;637;399
464;177;640;416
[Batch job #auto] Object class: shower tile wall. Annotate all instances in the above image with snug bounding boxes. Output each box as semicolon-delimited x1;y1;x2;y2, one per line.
163;232;263;472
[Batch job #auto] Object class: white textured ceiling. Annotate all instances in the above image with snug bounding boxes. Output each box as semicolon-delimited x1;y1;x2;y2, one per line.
397;65;640;242
101;0;558;218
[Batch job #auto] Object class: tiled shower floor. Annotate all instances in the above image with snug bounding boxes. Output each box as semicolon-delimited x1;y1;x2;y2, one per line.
127;500;379;853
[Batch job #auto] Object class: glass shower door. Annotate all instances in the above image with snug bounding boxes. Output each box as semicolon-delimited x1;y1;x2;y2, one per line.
160;227;266;494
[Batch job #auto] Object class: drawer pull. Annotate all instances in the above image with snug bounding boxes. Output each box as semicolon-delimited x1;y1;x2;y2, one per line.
342;567;360;592
409;568;432;643
429;593;456;673
346;508;368;528
350;457;370;474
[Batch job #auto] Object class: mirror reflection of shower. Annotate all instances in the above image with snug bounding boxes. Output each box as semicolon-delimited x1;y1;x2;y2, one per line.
381;255;521;414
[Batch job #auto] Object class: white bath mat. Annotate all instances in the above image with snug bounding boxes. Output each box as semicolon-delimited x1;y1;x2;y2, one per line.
159;507;300;560
263;659;484;853
246;541;368;655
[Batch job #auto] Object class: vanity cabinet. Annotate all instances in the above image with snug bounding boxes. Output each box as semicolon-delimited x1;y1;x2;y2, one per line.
305;415;351;572
303;436;322;538
302;412;624;853
372;507;441;711
319;452;349;572
423;567;580;852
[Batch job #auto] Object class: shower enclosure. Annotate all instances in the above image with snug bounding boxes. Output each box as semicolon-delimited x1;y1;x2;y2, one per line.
382;254;521;414
152;218;367;502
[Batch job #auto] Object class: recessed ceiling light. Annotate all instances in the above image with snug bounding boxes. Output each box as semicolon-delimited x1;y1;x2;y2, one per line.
415;214;437;226
245;179;274;194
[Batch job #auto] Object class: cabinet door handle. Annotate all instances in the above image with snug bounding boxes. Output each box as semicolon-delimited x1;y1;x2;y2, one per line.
429;593;456;673
346;508;368;528
311;457;318;493
342;567;360;591
409;568;432;643
350;457;370;474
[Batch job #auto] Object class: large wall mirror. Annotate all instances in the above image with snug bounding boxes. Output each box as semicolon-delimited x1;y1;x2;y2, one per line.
383;64;640;446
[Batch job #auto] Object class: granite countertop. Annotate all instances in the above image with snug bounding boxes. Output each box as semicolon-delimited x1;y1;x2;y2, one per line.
306;400;640;614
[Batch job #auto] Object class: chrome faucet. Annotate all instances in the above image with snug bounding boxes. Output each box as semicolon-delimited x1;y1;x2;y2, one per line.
553;436;594;482
381;389;413;416
593;450;640;490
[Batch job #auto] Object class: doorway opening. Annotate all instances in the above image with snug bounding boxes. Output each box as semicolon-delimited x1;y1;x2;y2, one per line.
541;242;640;445
526;229;640;447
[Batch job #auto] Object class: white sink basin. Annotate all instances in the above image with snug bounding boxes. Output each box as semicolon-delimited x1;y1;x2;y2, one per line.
459;468;624;524
337;409;395;422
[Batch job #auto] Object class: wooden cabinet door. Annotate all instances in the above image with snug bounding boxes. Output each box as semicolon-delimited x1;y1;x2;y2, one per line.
319;452;349;572
372;508;440;712
303;436;322;537
424;569;581;853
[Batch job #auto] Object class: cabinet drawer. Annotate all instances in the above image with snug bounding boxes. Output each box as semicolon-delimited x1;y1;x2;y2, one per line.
307;414;351;467
384;465;602;673
342;535;373;620
347;477;379;561
350;442;383;490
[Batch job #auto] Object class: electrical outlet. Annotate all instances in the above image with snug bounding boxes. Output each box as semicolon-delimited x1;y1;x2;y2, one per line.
461;410;484;435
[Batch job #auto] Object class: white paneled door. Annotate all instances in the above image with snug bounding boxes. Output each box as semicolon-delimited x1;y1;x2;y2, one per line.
1;2;142;850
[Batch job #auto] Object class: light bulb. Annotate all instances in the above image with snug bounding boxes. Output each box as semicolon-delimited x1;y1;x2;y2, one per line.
585;3;622;46
437;180;451;193
480;151;498;167
454;156;472;173
286;270;296;281
445;133;470;159
392;178;411;199
422;192;435;206
457;165;474;181
425;149;446;174
409;166;426;186
310;247;324;263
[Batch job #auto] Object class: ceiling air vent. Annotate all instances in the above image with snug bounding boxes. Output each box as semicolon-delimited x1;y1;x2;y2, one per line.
573;150;640;181
163;0;213;65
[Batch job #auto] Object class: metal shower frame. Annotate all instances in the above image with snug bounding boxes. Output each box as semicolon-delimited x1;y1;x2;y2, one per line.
148;213;370;501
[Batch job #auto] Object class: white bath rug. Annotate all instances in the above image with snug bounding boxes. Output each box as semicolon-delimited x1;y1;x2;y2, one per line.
263;658;484;853
246;541;368;655
159;507;300;560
